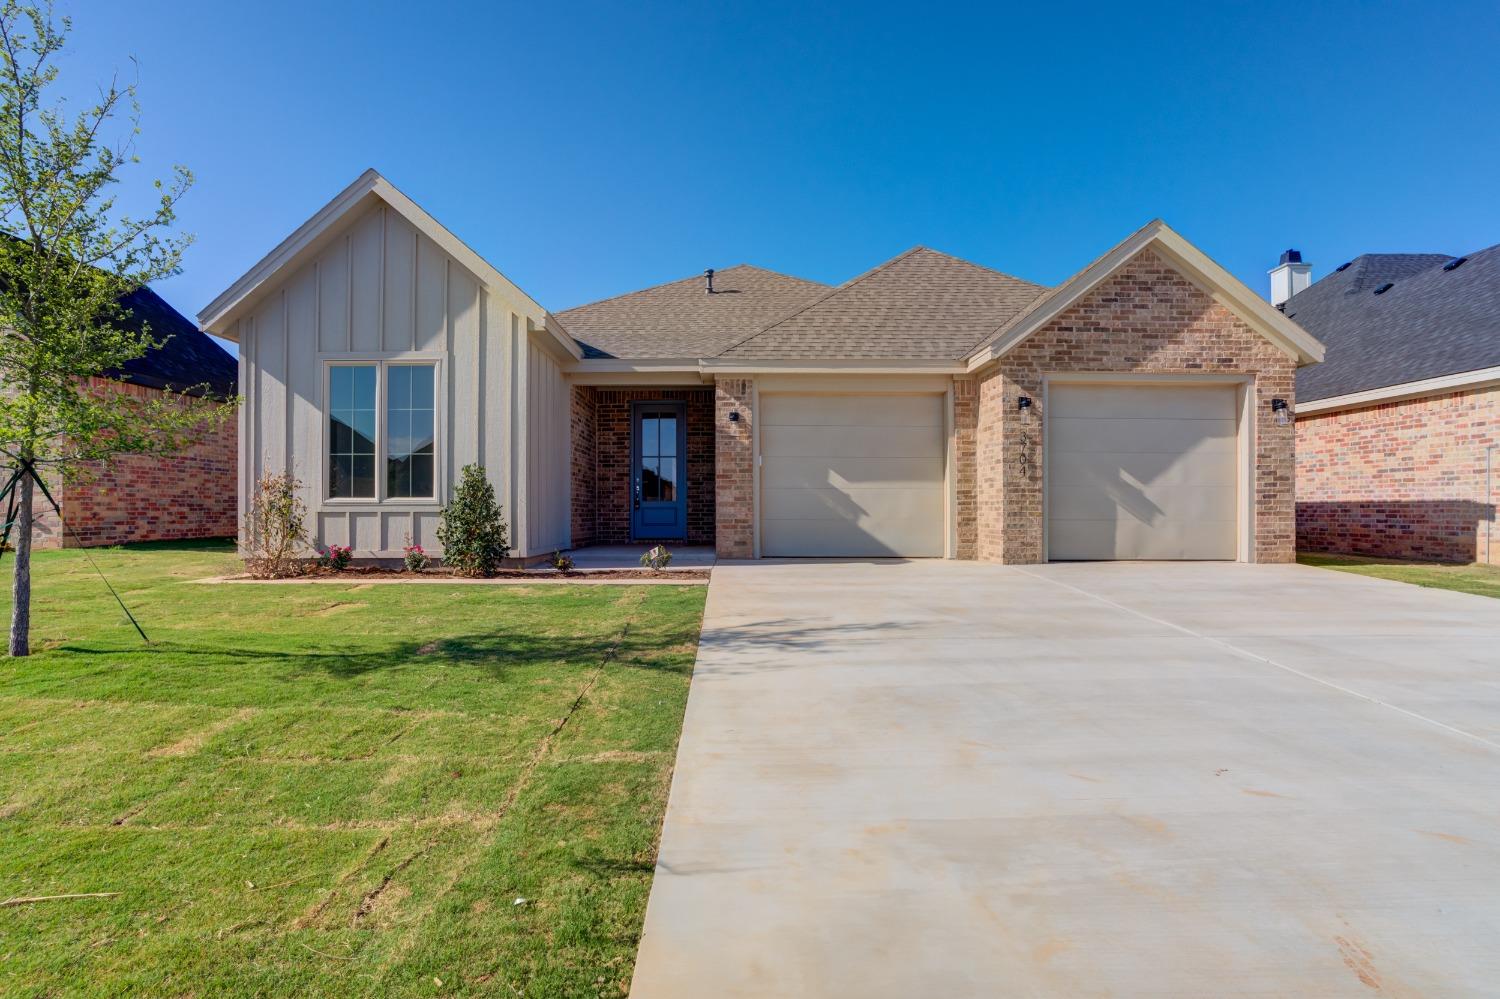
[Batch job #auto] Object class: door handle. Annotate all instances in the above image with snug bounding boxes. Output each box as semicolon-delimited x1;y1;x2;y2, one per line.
634;479;641;509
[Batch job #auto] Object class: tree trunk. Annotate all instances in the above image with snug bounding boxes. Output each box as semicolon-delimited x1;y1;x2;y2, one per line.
9;470;33;657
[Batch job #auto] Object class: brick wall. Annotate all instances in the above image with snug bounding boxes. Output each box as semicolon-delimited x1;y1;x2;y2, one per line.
714;377;754;558
570;386;598;546
952;377;977;560
1295;385;1499;563
36;378;237;548
971;248;1297;564
570;386;715;547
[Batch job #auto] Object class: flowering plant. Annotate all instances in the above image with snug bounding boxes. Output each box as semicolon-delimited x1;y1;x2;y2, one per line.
639;545;673;572
403;541;430;573
549;549;575;574
317;544;353;571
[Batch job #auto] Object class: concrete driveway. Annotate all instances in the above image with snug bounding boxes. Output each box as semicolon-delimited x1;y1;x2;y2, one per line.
630;560;1500;997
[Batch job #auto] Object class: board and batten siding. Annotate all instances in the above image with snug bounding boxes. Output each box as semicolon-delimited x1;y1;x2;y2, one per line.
235;202;568;559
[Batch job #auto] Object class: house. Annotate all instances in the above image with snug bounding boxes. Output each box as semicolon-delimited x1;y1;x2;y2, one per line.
1279;246;1499;564
199;170;1323;564
33;285;238;548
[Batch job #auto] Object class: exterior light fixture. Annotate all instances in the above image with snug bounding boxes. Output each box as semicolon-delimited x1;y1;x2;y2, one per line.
728;410;741;423
1271;398;1291;426
1017;396;1033;422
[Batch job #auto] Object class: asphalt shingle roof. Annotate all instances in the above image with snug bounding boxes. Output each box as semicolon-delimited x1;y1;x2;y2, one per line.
108;285;238;399
719;247;1047;360
556;265;829;359
1288;246;1500;401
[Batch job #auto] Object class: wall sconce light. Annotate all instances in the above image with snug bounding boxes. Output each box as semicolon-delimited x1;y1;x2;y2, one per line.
728;410;741;423
1271;398;1291;426
1017;396;1033;422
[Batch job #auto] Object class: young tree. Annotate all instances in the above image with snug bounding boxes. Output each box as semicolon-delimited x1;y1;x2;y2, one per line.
0;2;232;655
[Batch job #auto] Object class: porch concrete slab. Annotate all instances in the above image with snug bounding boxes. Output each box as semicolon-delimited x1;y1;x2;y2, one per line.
561;544;716;570
631;560;1500;998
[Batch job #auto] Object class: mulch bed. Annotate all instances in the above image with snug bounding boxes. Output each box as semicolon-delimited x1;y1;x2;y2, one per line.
296;566;711;581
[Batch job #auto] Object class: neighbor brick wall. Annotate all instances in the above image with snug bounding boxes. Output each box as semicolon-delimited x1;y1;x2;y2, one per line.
952;377;978;560
714;377;755;558
571;386;715;546
971;248;1297;563
36;378;237;548
1295;386;1499;563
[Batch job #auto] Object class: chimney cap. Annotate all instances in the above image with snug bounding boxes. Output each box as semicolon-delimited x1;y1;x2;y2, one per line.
1279;249;1303;265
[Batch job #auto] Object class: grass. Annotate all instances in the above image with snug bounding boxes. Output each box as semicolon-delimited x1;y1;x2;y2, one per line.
1299;551;1500;599
0;540;706;997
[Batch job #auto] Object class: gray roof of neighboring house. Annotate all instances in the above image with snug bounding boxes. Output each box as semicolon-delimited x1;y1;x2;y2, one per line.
1288;246;1500;402
718;247;1047;360
556;264;830;359
107;285;238;399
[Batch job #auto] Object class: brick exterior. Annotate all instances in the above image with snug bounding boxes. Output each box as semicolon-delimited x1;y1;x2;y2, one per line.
714;377;755;558
32;377;237;549
1295;386;1499;564
569;386;715;547
969;248;1298;564
952;377;978;560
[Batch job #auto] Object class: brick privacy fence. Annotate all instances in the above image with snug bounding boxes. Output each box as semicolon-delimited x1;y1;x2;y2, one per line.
32;378;236;549
1295;385;1499;563
569;385;715;547
970;247;1297;564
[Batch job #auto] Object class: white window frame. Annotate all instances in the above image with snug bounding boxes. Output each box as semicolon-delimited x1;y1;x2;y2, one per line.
321;354;446;507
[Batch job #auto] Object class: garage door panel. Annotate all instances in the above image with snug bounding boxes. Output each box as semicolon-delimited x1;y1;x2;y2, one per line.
762;455;946;491
1049;451;1238;489
1048;383;1236;420
762;517;944;558
1048;483;1239;523
761;394;943;428
1047;384;1238;561
759;393;945;558
1049;416;1237;455
762;486;942;523
760;425;943;459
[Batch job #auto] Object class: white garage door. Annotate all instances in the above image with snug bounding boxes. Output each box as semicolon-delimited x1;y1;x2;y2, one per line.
760;394;945;557
1047;383;1239;560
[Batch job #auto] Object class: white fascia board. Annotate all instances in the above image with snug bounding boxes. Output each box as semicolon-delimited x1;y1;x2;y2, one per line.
197;169;561;347
966;221;1326;373
1297;366;1500;415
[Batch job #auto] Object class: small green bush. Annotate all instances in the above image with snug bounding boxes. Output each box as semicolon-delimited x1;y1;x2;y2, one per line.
437;465;510;577
639;545;673;572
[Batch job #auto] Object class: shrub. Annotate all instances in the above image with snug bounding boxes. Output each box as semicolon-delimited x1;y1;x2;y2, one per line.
243;472;308;579
317;544;353;571
639;545;673;572
549;550;575;574
437;464;510;577
402;536;430;573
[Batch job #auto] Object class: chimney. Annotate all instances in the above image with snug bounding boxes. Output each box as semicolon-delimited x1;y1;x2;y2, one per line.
704;268;715;294
1268;249;1312;307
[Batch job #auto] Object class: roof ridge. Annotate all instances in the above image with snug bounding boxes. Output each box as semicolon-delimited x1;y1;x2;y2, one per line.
911;245;1047;291
557;262;823;316
713;246;929;357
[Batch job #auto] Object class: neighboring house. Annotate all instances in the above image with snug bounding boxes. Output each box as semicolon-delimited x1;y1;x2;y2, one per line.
32;285;238;548
199;170;1324;564
1278;246;1500;564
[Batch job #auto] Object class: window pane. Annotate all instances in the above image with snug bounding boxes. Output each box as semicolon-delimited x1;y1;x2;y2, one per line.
387;364;436;498
641;416;658;459
658;416;677;457
658;457;677;501
328;365;376;498
642;457;660;500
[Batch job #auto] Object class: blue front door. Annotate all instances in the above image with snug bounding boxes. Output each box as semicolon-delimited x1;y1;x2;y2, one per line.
632;402;687;540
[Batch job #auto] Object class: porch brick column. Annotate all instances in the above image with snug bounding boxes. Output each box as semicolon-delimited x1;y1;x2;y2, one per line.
715;377;755;559
953;377;978;559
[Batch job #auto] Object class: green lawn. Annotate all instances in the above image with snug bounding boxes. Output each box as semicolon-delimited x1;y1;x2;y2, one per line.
1299;551;1500;600
0;540;706;997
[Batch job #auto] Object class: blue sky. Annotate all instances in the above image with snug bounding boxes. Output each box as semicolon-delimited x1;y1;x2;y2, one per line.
60;1;1500;349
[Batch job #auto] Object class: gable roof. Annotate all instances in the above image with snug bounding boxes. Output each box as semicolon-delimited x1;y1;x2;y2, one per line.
108;285;237;398
716;247;1046;360
198;169;576;358
557;265;828;359
965;220;1326;369
1288;246;1500;403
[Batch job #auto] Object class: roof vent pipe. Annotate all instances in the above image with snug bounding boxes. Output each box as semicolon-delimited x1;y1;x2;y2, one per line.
1269;248;1313;307
704;268;714;294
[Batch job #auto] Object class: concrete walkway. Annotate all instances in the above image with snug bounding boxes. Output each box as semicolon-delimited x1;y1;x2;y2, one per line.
631;560;1500;997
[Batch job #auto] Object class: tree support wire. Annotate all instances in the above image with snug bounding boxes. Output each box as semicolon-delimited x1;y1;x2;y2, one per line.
0;460;149;645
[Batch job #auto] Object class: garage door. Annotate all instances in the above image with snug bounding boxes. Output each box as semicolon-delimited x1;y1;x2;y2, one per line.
760;394;945;557
1047;383;1239;560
